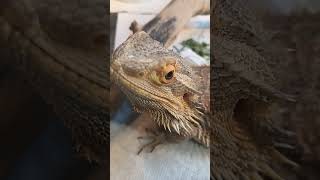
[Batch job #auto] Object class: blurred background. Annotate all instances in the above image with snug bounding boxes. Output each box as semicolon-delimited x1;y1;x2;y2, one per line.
0;66;103;180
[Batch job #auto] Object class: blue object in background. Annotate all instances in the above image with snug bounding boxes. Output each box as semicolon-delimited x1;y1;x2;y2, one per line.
111;99;138;124
187;16;210;29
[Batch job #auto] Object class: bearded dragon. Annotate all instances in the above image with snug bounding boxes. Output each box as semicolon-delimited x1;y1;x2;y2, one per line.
111;31;210;146
111;31;301;179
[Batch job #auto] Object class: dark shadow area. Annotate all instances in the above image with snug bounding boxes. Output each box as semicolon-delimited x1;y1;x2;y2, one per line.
0;70;102;180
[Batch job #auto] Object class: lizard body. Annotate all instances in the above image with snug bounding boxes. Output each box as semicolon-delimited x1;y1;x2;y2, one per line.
111;32;210;146
111;31;298;179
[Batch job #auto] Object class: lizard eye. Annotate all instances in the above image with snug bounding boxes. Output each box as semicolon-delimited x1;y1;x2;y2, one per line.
165;71;174;80
160;64;175;84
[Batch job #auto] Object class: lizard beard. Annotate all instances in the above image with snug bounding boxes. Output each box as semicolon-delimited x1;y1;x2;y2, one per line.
115;75;209;146
122;85;208;144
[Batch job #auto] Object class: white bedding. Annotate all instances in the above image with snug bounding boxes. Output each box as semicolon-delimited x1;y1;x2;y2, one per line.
110;113;210;180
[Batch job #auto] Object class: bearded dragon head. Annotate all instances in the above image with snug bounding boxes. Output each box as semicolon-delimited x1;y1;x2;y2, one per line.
111;31;206;136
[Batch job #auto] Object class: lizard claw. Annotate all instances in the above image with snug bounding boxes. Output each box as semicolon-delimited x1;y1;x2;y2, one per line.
137;138;164;155
136;128;166;155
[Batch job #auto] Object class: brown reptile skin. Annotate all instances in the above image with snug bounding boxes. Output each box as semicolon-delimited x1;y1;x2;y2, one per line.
0;0;109;162
211;0;300;179
111;29;298;179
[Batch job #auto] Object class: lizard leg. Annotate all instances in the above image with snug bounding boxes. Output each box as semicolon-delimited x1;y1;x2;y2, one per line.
137;128;184;155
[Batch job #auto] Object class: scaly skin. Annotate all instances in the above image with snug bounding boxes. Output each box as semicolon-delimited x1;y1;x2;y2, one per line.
111;31;299;179
0;0;108;162
111;31;210;146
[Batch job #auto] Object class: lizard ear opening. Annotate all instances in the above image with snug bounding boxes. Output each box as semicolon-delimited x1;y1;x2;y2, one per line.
233;99;251;124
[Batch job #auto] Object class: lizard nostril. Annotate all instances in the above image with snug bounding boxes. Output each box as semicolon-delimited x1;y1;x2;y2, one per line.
138;72;145;77
183;93;189;101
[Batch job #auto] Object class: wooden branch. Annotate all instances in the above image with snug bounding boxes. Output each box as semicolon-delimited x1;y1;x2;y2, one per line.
140;0;210;47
